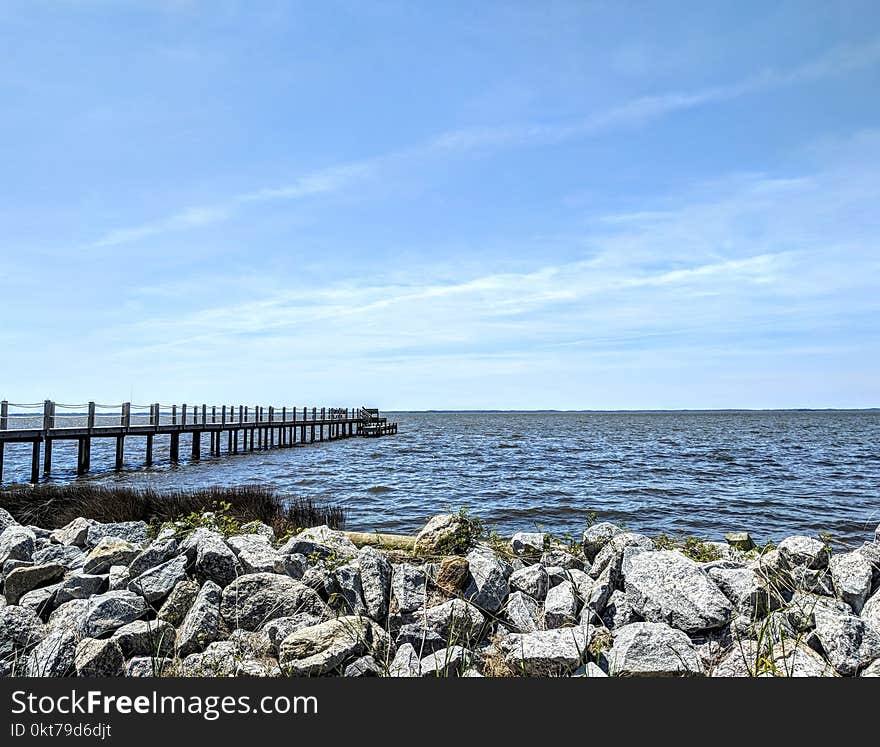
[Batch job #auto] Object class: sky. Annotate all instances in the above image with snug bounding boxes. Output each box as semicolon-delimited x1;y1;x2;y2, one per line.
1;0;879;410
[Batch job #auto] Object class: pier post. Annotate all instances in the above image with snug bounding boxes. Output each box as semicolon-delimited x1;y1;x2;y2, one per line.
31;440;40;483
42;400;54;475
311;407;316;443
146;434;153;466
320;407;325;441
115;436;124;470
301;406;307;443
269;407;274;448
170;432;179;463
191;430;201;461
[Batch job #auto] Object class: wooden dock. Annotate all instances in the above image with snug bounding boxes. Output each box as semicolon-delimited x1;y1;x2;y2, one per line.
0;401;397;484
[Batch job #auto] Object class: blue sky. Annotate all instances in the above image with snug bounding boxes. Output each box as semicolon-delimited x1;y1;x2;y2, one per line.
1;1;879;409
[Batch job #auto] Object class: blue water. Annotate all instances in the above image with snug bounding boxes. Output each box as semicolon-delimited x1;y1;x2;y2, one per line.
2;411;879;544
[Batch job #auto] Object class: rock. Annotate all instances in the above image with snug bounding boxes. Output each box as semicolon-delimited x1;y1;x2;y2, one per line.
575;661;608;677
128;554;188;603
504;590;540;632
712;639;835;677
0;525;35;564
32;544;86;570
51;517;97;548
582;522;622;561
790;566;835;595
414;513;466;555
589;532;653;581
85;521;148;549
812;600;880;675
391;563;427;613
624;550;734;633
0;507;17;533
540;549;585;571
863;592;880;635
860;659;880;677
344;655;382;677
510;532;547;556
279;615;379;676
388;642;420;677
600;589;639;629
724;532;755;551
240;521;274;540
707;565;780;617
279;552;307;580
82;537;140;575
54;573;107;606
45;599;92;635
419;645;470;676
180;641;239;677
4;563;64;605
3;559;32;580
74;638;125;677
509;564;549;601
358;546;392;622
195;534;239;588
176;581;222;657
543;580;579;628
80;591;148;638
609;622;704;677
25;628;77;676
112;619;176;658
500;627;592;675
434;556;469;592
220;572;327;631
829;551;873;614
128;538;179;578
463;548;510;613
278;525;358;561
777;535;829;570
0;605;46;674
334;563;367;614
227;534;283;574
18;586;60;618
125;656;173;677
158;579;200;626
395;623;447;654
422;599;487;639
108;565;131;591
262;612;329;652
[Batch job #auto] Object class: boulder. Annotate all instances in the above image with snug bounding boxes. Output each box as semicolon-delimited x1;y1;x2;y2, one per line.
543;580;579;628
344;655;382;677
504;590;540;633
80;590;148;638
129;554;188;603
261;612;328;652
18;585;60;618
0;605;45;674
707;565;780;617
128;538;179;578
419;645;470;677
829;551;873;613
712;639;835;677
777;535;829;570
582;522;623;561
388;642;420;677
32;545;86;570
624;550;734;633
74;638;125;677
0;525;36;564
240;521;275;540
358;546;392;622
863;591;880;636
463;548;510;612
541;549;585;571
724;532;755;551
158;579;200;626
220;572;327;631
279;615;379;676
51;517;96;548
195;534;239;588
509;564;549;601
82;537;140;575
510;532;547;556
812;600;880;676
334;563;367;615
112;619;176;658
125;656;173;677
227;534;283;574
0;507;17;533
608;622;704;677
500;627;591;675
85;521;149;549
434;556;469;592
391;563;427;613
176;580;222;657
278;525;358;561
108;565;131;591
4;563;64;605
414;514;466;555
421;599;487;640
589;532;654;581
25;628;77;677
600;589;640;629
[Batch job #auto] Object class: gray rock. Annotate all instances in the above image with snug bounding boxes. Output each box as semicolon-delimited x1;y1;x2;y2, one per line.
4;563;64;605
388;642;420;677
3;558;32;580
180;641;240;677
589;532;654;581
85;521;149;549
0;525;35;564
624;550;734;633
463;547;511;613
25;628;77;676
108;565;131;591
712;638;835;677
504;590;540;632
32;544;86;570
220;572;327;631
176;580;222;657
358;546;392;622
240;521;275;540
278;525;358;561
74;638;125;677
45;599;92;635
128;554;188;603
261;612;329;652
391;563;427;613
395;623;447;654
158;579;200;626
125;656;173;677
609;622;704;677
82;537;140;575
227;534;283;574
0;605;46;673
707;565;781;617
0;508;17;533
543;580;579;628
421;598;487;639
112;619;176;658
789;566;835;596
510;532;547;556
80;590;149;638
54;573;107;606
413;513;465;555
500;627;591;675
509;564;549;601
777;535;829;570
195;534;239;588
575;661;609;677
334;563;367;615
279;552;307;580
863;591;880;636
829;550;873;614
540;549;585;571
51;517;97;547
860;659;880;677
128;538;179;578
600;589;640;629
724;531;756;551
582;522;623;561
812;600;880;675
419;645;470;677
18;585;60;618
344;654;382;677
279;615;380;676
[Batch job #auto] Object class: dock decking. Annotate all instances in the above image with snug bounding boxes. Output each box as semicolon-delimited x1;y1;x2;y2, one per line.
0;401;398;484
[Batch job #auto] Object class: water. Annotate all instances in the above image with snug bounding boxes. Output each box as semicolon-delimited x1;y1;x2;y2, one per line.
2;411;879;544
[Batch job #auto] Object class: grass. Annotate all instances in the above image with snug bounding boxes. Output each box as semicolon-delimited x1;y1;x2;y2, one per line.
0;483;344;538
653;533;724;562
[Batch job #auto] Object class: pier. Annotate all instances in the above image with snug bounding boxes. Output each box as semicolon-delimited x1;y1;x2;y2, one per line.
0;400;398;484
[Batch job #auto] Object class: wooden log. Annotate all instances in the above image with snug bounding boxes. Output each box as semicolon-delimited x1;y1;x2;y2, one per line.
342;531;416;550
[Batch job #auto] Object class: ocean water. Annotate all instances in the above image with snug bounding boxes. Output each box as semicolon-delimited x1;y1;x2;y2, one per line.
1;411;878;544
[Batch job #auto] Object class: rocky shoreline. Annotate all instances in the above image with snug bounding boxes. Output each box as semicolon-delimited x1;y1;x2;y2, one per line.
2;506;879;677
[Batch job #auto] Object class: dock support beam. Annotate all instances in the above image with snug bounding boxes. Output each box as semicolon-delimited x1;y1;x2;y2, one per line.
170;432;179;463
43;439;52;476
146;434;153;465
115;436;124;470
30;441;40;483
191;431;201;461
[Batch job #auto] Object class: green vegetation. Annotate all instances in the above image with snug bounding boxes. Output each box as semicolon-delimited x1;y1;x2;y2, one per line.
653;533;723;562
